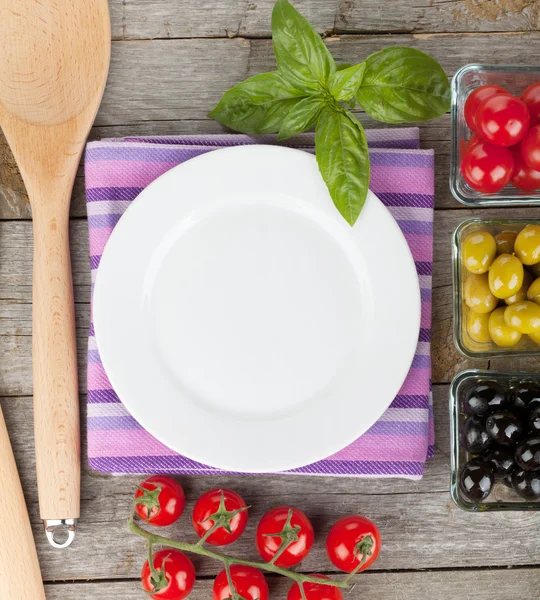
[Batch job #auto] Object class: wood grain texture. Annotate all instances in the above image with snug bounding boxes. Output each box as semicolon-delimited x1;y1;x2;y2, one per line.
5;209;540;397
0;407;46;599
43;569;540;600
108;0;540;40
2;387;540;582
0;0;111;523
3;30;540;218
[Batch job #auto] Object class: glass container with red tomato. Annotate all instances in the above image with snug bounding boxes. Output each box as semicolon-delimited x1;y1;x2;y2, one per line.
451;64;540;206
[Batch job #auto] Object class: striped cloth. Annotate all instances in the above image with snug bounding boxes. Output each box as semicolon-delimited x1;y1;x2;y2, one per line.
85;128;434;479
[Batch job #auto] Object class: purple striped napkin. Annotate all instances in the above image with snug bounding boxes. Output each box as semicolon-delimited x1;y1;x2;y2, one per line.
85;128;434;479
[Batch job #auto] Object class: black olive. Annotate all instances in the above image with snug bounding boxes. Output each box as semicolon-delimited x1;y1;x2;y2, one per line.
459;459;495;502
515;437;540;471
529;405;540;434
463;382;506;416
502;473;514;488
485;448;516;479
511;469;540;500
462;416;492;454
485;411;523;446
512;383;540;412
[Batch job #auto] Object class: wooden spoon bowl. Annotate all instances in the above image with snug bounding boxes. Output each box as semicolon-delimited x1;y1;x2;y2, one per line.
0;0;110;551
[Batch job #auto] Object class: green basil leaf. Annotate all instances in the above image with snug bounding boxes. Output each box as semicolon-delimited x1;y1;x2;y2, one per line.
272;0;336;93
355;47;450;123
329;63;366;102
278;96;326;140
315;109;369;226
209;71;306;134
336;63;353;72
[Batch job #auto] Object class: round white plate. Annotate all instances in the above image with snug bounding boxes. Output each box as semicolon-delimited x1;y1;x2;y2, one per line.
94;145;420;472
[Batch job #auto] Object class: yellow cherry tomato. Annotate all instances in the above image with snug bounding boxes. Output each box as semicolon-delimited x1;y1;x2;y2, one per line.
504;301;540;334
462;230;497;274
489;307;522;347
495;231;517;255
505;270;533;305
488;254;524;299
529;331;540;344
466;311;491;343
527;277;540;305
463;273;498;313
515;224;540;265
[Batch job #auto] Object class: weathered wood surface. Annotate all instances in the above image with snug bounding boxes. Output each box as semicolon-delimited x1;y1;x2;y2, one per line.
3;32;540;218
43;569;540;600
108;0;540;40
2;2;540;597
2;386;540;585
4;207;540;397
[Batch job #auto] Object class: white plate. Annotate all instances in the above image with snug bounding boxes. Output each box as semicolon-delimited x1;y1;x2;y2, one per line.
94;145;420;472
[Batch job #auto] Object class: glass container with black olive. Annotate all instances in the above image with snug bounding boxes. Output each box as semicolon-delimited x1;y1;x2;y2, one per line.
451;370;540;510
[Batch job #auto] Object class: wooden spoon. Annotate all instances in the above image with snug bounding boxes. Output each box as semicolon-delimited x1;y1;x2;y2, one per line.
0;0;110;548
0;406;46;599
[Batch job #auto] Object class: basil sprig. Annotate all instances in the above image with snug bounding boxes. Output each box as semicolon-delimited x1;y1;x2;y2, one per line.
210;0;450;225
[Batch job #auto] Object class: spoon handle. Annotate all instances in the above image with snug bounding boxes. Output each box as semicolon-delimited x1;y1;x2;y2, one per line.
32;202;80;539
0;406;46;599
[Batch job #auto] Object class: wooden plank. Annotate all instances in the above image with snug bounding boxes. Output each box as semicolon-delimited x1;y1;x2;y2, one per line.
3;386;540;581
109;0;540;40
6;207;540;395
43;568;540;600
3;30;540;218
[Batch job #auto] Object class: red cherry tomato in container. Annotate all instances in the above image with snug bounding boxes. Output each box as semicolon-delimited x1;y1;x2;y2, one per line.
521;82;540;125
510;144;540;191
142;549;195;600
287;575;343;600
475;94;530;147
192;489;248;546
135;475;185;527
461;140;514;193
521;124;540;171
256;507;314;567
464;85;509;132
213;565;268;600
326;515;381;574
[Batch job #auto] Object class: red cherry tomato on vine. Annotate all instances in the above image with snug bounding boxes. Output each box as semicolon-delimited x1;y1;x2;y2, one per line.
475;94;530;147
135;475;185;527
510;144;540;191
461;140;514;193
141;548;195;600
256;507;314;567
464;85;509;132
521;82;540;125
521;124;540;171
192;489;248;546
326;515;381;574
287;575;343;600
213;565;269;600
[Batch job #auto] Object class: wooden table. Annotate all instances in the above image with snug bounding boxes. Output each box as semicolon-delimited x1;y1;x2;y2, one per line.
1;1;540;598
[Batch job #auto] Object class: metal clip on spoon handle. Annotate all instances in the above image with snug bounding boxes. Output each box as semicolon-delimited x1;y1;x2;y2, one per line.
44;518;77;549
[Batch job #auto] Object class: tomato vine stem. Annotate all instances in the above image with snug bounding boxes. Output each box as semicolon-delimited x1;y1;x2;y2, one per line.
129;514;350;591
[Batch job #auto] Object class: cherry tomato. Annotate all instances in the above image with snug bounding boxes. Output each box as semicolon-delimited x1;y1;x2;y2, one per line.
142;549;195;600
461;140;514;193
256;507;314;567
213;565;268;600
192;489;248;546
326;515;381;574
464;85;509;132
287;575;343;600
521;124;540;171
510;144;540;191
521;82;540;125
135;476;186;527
476;94;530;146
